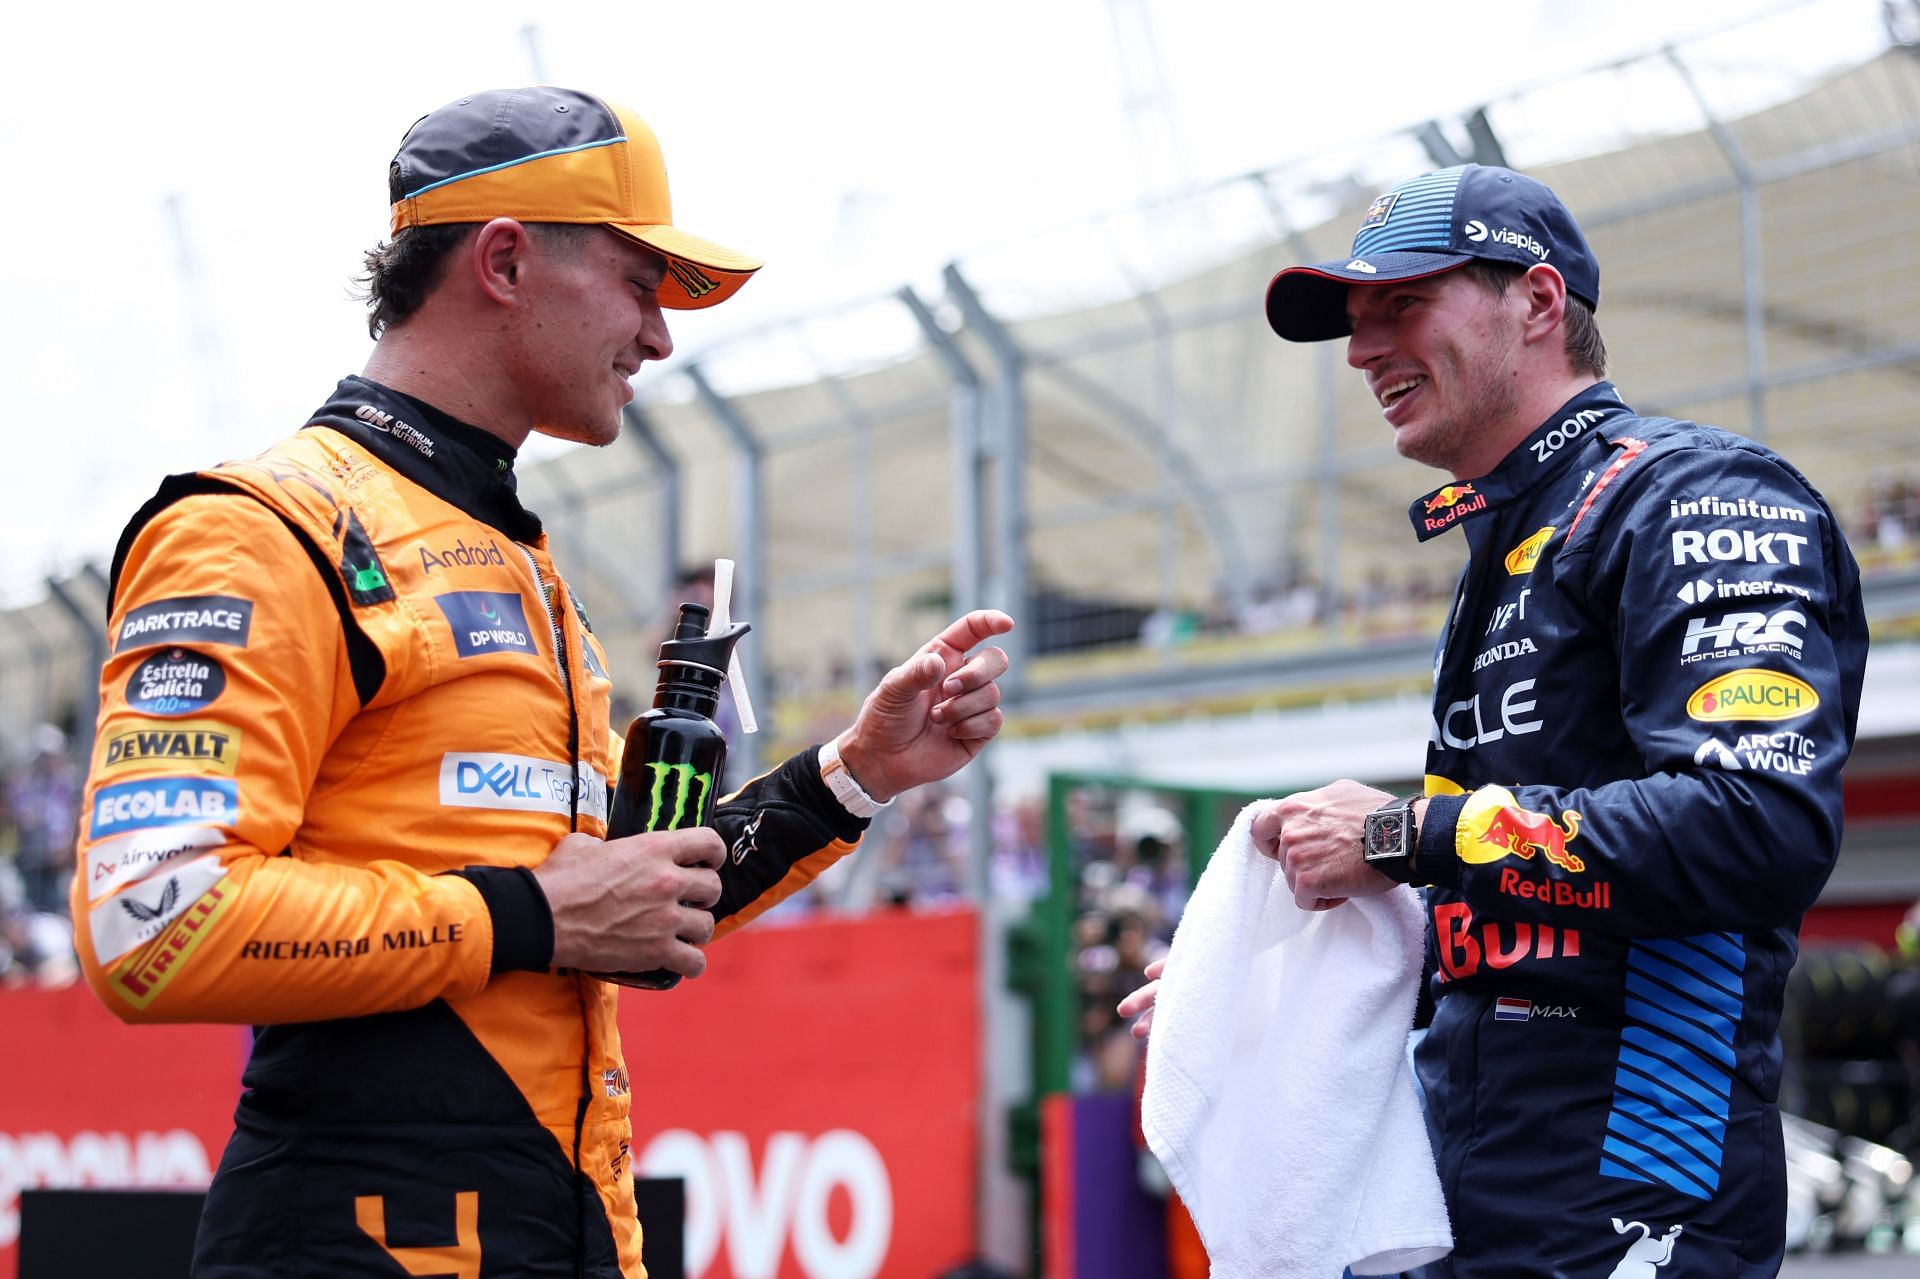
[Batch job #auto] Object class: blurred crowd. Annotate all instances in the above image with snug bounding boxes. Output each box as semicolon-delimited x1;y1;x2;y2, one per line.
0;723;82;988
1858;474;1920;563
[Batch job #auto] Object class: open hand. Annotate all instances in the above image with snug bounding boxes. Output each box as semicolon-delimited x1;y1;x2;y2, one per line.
836;610;1014;802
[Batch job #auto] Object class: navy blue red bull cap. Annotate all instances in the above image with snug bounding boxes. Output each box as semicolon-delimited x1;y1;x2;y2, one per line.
1265;163;1600;342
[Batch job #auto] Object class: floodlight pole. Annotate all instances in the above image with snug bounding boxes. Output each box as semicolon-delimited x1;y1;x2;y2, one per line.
905;279;1031;1275
1668;45;1769;441
686;364;768;779
46;572;105;763
942;263;1029;701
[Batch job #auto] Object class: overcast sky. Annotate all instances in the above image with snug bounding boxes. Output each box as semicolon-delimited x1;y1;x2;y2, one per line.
0;0;1884;606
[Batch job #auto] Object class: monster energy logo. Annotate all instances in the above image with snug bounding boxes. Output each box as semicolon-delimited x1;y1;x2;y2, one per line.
645;762;714;830
667;260;719;299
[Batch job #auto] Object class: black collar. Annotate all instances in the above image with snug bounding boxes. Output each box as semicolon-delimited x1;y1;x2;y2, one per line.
305;376;542;543
1405;382;1632;541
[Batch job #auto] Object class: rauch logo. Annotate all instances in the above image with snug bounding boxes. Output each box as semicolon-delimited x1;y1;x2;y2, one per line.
1686;669;1818;722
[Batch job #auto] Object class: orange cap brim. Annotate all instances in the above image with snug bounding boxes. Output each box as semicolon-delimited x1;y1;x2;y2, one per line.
611;223;763;310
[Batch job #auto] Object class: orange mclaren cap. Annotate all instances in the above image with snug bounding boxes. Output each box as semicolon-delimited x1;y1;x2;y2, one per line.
388;87;762;310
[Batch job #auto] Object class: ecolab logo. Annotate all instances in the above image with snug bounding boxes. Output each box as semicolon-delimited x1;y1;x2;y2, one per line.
0;1129;213;1249
639;1129;892;1279
1465;220;1550;260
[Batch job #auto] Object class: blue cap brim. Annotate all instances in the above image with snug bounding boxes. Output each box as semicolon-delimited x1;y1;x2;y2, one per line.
1265;251;1476;341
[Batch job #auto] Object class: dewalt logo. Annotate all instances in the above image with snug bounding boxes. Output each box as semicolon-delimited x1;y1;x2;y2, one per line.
98;719;241;777
643;762;715;830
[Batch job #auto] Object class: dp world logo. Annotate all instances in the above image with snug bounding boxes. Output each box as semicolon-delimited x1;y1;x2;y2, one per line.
1464;219;1489;242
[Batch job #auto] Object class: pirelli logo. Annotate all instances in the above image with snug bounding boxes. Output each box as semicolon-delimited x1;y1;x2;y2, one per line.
97;719;241;777
109;879;235;1010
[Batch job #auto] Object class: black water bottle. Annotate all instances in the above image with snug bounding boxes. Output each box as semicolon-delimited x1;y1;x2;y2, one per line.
595;601;749;990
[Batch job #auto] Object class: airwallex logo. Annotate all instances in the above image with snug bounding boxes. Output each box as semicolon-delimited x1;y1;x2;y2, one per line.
439;753;611;822
434;591;537;658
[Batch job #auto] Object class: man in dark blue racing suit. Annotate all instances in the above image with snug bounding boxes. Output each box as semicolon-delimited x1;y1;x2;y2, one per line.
1229;165;1864;1275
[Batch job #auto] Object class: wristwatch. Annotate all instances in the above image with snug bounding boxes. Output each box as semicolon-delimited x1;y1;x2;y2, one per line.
1362;796;1419;885
818;735;891;819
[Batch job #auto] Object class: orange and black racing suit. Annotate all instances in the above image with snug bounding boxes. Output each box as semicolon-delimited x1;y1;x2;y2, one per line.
71;376;866;1278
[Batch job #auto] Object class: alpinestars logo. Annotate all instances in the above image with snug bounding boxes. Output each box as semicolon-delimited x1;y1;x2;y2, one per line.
641;762;715;831
731;809;766;865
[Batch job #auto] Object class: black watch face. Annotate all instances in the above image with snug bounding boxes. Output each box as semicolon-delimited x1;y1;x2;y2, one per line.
1366;809;1410;860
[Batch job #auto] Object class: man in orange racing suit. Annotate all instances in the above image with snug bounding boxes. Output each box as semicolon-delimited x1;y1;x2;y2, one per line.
72;86;1013;1279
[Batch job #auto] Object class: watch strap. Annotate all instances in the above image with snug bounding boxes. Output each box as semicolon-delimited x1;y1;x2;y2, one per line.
818;735;891;819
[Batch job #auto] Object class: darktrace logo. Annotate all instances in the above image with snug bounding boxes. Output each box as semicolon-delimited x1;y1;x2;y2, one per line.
126;648;226;716
434;591;537;658
640;762;715;831
115;594;253;653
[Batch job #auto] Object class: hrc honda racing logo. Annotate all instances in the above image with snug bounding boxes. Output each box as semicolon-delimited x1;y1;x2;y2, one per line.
440;752;610;823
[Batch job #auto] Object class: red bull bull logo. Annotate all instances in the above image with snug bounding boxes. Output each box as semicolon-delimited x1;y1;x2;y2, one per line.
1459;785;1586;873
1414;482;1490;538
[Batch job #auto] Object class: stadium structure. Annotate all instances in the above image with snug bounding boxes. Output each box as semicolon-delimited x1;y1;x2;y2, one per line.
4;4;1920;1276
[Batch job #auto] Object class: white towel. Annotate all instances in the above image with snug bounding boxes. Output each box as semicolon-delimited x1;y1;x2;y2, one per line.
1141;802;1452;1278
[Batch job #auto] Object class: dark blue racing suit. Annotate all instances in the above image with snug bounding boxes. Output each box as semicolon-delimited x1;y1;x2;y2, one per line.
1402;383;1867;1277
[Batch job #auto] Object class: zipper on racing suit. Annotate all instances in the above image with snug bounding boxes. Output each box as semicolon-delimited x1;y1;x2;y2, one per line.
518;542;597;1277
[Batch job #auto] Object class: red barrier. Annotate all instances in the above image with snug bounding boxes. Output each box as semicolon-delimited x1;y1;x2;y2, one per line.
0;906;980;1279
623;906;980;1279
0;983;245;1279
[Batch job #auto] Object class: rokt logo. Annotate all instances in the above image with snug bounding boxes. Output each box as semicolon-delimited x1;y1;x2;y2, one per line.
1671;527;1810;567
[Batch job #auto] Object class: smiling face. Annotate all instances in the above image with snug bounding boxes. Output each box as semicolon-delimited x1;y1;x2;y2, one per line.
1344;268;1526;478
507;228;674;447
